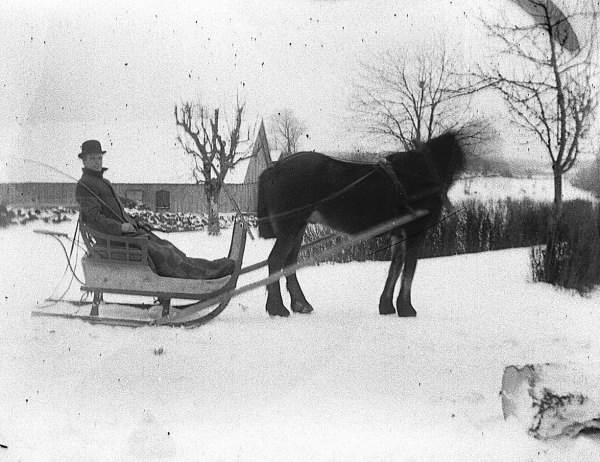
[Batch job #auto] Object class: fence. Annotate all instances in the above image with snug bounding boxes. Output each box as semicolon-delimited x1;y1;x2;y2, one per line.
0;182;259;213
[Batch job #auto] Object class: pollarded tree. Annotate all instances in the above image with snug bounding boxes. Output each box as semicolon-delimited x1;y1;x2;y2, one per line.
349;42;473;150
174;99;250;235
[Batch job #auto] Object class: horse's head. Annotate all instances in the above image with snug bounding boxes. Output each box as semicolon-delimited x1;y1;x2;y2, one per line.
423;131;467;184
384;130;471;196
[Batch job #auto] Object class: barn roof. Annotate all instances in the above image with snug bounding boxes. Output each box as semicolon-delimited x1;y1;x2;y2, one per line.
224;120;281;184
225;151;282;184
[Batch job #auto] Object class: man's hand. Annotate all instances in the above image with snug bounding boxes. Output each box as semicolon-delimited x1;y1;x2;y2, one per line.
137;220;152;232
121;222;136;234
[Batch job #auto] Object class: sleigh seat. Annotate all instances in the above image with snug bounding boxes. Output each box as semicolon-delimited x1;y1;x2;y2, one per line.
79;216;246;317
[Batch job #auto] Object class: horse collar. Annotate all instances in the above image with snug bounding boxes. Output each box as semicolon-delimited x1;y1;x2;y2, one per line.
377;159;415;214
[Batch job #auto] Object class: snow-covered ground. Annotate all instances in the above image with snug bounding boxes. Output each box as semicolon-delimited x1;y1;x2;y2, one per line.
449;175;597;203
1;213;600;461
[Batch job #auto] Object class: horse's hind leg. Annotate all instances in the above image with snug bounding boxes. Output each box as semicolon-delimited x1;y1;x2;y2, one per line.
265;228;303;317
285;226;314;314
379;231;406;315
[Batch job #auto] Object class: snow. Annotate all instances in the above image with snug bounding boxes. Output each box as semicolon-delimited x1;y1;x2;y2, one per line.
1;212;600;462
449;175;598;203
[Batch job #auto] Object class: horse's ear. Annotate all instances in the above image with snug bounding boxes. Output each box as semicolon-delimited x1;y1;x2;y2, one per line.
412;139;423;150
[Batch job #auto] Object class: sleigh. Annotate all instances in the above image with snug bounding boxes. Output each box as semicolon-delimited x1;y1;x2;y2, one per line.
33;208;431;327
32;216;247;327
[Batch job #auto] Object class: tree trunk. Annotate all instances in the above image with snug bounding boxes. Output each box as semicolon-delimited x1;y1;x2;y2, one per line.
207;195;220;235
544;168;565;281
204;181;221;236
548;169;564;241
553;168;563;224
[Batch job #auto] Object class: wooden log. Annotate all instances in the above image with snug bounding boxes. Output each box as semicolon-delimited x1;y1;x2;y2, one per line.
501;363;600;439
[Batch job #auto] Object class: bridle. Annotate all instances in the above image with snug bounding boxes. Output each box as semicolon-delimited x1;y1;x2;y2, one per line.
381;145;456;214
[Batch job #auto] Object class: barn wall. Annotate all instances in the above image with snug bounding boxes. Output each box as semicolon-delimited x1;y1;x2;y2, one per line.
0;182;260;213
0;183;78;208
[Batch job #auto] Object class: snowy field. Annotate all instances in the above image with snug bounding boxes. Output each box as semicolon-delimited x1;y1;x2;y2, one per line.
1;177;600;461
449;175;598;203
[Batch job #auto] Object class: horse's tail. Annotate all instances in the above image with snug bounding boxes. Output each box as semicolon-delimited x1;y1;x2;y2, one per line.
257;172;276;239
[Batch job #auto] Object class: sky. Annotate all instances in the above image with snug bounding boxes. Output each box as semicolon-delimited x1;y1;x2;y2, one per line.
0;0;596;183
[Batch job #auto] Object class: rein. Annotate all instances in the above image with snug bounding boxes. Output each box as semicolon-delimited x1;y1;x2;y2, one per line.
377;159;416;214
254;167;380;223
24;159;129;225
26;158;255;237
256;151;452;225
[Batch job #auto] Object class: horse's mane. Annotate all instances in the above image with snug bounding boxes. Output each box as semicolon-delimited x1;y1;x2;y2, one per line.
278;150;387;166
275;131;465;177
385;131;465;185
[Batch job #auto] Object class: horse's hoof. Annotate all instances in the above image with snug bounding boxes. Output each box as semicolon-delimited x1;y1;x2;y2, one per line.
266;306;290;317
291;300;314;314
379;302;396;315
397;309;417;317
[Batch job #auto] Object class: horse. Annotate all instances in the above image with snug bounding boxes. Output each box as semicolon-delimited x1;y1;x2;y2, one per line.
256;131;467;317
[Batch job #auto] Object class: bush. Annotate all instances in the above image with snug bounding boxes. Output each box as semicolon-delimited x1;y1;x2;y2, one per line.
302;199;600;294
531;200;600;294
0;204;13;227
299;198;552;264
571;157;600;198
420;198;551;258
300;225;391;263
0;206;76;227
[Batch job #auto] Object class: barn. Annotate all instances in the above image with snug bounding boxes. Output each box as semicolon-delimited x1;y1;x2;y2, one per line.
0;121;279;214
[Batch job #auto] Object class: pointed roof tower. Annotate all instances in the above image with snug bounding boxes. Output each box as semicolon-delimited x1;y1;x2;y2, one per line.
244;119;272;184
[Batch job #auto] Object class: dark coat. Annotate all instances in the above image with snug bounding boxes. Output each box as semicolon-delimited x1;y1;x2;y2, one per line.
75;168;234;279
76;168;138;235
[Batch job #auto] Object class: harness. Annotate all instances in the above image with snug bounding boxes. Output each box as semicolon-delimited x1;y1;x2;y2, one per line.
416;145;455;213
376;158;416;215
259;159;414;223
259;152;453;225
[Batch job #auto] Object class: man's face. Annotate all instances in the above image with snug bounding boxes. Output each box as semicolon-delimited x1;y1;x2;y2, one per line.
82;153;104;171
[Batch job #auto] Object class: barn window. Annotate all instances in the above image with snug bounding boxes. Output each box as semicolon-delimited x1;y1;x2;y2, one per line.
125;190;143;203
156;190;170;210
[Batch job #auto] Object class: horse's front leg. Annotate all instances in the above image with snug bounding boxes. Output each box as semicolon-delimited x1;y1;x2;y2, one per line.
396;232;423;317
379;231;406;315
266;235;296;317
285;226;314;314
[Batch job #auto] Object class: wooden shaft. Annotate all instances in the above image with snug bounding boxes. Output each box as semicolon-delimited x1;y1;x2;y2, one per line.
197;210;429;311
240;229;340;275
34;229;70;238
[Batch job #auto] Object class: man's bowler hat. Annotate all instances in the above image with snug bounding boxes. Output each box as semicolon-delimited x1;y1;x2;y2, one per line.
78;140;106;158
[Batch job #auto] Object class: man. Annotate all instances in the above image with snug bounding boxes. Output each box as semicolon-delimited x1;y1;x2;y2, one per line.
75;139;235;280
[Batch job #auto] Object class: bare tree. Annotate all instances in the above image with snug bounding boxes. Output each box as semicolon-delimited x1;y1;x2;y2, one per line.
174;98;250;235
349;43;473;150
474;0;599;221
270;109;307;158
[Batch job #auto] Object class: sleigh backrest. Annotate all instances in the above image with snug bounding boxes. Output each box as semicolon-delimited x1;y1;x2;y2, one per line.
79;219;149;265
